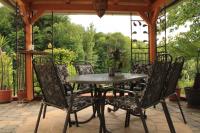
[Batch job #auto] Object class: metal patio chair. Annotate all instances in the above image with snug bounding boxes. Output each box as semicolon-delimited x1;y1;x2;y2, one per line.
163;56;187;124
74;61;94;75
130;63;152;91
73;61;95;90
107;62;152;113
33;57;94;133
106;54;174;133
73;61;98;116
42;64;80;126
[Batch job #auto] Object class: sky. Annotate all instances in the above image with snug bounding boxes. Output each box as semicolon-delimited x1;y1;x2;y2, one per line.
69;15;132;37
69;14;189;42
69;15;149;41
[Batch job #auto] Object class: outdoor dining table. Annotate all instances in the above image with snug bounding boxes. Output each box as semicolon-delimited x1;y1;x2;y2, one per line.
68;73;147;133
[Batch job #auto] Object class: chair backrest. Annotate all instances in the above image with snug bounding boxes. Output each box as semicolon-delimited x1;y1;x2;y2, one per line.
131;64;152;77
33;57;68;109
141;54;172;109
55;64;73;94
164;56;184;98
74;61;94;75
55;64;69;84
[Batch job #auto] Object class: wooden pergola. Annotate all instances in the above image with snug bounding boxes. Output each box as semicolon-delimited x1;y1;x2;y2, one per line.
0;0;180;101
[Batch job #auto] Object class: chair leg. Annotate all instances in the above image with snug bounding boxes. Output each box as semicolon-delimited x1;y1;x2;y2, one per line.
135;95;148;133
63;104;72;133
138;108;149;133
69;115;72;127
161;100;176;133
125;110;130;128
143;110;147;119
63;111;71;133
74;112;79;127
43;104;47;119
34;103;44;133
100;101;106;133
174;93;187;124
92;104;96;118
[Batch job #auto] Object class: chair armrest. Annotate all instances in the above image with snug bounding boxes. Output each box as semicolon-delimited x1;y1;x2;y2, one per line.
73;88;93;95
114;88;136;95
137;83;147;88
131;82;147;91
63;83;73;94
103;88;136;97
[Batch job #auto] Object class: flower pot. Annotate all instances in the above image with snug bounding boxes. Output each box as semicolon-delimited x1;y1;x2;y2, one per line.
169;87;181;101
0;89;12;103
185;87;200;107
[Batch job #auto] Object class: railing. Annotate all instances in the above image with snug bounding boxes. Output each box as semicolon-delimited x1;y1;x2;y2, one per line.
132;52;149;65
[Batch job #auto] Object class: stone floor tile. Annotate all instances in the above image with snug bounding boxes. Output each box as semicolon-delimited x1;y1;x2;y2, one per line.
0;100;199;133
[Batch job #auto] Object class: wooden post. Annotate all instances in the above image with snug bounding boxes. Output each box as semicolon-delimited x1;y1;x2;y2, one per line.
139;7;160;63
149;7;160;63
25;23;33;101
148;22;156;63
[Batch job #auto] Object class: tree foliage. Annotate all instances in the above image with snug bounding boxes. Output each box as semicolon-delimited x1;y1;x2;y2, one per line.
164;0;200;85
0;6;132;75
165;0;200;58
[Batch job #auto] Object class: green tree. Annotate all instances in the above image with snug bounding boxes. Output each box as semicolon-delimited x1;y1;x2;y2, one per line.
164;0;200;58
162;0;200;86
94;32;108;72
82;23;97;64
0;7;14;36
94;32;131;72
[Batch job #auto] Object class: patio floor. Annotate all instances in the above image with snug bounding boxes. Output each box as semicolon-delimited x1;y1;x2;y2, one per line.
0;100;199;133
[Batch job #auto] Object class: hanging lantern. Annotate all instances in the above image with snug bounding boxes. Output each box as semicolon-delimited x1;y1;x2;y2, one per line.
93;0;108;18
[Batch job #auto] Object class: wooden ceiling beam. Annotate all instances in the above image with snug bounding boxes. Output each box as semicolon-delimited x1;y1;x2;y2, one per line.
64;0;71;4
31;10;44;24
108;5;149;12
144;0;151;5
16;0;31;24
31;4;150;12
151;7;161;24
150;0;166;11
112;0;119;5
138;11;150;24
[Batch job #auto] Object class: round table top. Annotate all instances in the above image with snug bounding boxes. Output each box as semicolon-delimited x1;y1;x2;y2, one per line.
68;73;147;84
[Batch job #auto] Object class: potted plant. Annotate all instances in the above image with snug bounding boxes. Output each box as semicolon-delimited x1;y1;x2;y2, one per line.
108;48;123;76
0;35;12;103
185;49;200;107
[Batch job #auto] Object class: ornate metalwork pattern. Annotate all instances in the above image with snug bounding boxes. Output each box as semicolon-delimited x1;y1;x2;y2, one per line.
70;96;93;112
76;64;94;75
141;54;172;108
164;57;184;97
56;64;69;84
131;64;152;77
33;57;67;108
107;95;137;110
